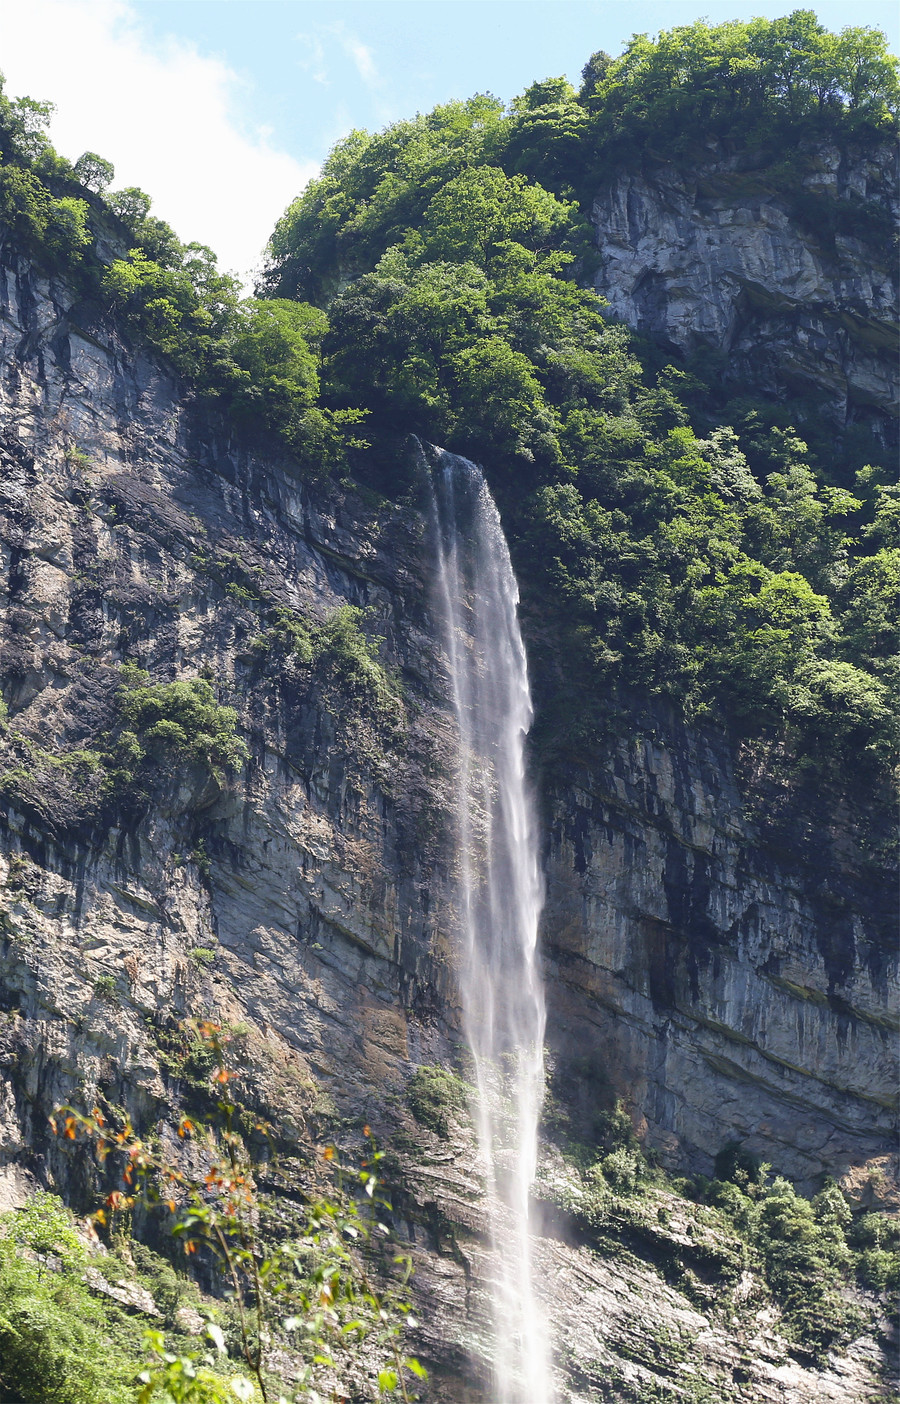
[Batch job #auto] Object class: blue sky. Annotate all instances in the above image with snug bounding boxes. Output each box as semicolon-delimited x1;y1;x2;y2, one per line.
1;1;896;283
127;0;900;159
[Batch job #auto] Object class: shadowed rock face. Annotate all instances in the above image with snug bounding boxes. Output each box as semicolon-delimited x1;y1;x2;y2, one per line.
540;733;897;1192
0;250;895;1400
590;142;899;439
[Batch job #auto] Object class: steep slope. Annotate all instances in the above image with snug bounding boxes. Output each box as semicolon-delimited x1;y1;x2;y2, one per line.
0;246;895;1400
0;14;897;1398
589;140;898;439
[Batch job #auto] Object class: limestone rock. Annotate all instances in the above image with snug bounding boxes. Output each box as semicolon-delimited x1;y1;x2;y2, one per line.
590;143;899;436
0;249;893;1400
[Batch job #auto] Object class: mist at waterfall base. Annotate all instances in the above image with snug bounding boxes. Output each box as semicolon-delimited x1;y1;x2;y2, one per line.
428;447;553;1404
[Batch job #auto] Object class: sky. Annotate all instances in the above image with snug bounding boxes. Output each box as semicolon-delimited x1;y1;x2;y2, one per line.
0;0;896;286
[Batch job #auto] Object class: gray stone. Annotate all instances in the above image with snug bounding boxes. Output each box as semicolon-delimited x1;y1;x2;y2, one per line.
590;142;898;436
0;247;893;1401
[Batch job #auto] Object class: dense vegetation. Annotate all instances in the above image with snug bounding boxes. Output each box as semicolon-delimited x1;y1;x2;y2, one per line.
0;11;896;787
0;1191;243;1403
2;1170;895;1401
261;11;899;784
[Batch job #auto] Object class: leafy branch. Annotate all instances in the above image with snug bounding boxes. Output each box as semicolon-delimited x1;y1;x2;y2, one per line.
52;1020;426;1402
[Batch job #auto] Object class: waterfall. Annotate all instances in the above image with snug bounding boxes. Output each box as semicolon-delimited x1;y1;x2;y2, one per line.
428;448;552;1404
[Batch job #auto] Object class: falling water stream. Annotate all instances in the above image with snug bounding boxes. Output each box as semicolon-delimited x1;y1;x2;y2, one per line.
429;448;553;1404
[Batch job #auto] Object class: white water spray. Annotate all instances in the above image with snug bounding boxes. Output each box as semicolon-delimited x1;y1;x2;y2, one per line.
429;449;552;1404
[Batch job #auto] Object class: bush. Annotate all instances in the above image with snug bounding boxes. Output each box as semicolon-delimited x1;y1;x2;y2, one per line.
0;1211;137;1403
714;1141;763;1188
596;1146;646;1195
850;1212;900;1294
92;974;118;1003
114;671;248;778
406;1065;468;1139
5;1192;86;1263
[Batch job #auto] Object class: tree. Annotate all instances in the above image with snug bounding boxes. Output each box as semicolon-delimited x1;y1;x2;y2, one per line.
74;151;115;192
417;166;576;269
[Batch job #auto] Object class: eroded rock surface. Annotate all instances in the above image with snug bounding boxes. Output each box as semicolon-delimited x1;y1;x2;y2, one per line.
590;142;899;436
541;731;898;1191
0;251;895;1400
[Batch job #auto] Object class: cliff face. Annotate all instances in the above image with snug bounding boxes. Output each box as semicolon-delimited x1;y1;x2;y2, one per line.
0;252;895;1400
589;141;899;439
541;730;897;1190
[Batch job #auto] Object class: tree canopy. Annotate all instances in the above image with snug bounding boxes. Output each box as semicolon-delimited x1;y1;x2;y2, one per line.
0;13;896;787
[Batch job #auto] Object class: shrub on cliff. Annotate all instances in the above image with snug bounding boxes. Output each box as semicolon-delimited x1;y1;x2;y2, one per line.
113;670;248;780
405;1065;468;1139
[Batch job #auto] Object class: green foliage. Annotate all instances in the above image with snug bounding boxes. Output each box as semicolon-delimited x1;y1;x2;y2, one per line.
252;604;403;761
551;1131;885;1363
849;1211;900;1294
0;69;362;476
72;151;114;193
6;1191;86;1262
137;1327;257;1403
257;20;897;786
114;672;248;779
749;1175;863;1357
0;1221;249;1404
312;605;401;722
703;1169;872;1358
55;1023;426;1402
1;25;895;789
405;1066;468;1139
578;13;898;169
131;1243;198;1328
0;667;250;830
261;94;510;303
0;1203;142;1403
0;731;110;832
101;259;365;467
263;15;897;302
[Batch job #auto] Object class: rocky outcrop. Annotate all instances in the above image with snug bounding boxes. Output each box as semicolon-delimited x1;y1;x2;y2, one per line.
539;728;897;1192
0;251;895;1399
590;142;899;436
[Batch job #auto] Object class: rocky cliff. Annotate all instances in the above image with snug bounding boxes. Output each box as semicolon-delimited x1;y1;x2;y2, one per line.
0;249;895;1400
589;141;899;441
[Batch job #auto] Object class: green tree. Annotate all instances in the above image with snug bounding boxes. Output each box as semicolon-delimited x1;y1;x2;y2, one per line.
73;150;115;192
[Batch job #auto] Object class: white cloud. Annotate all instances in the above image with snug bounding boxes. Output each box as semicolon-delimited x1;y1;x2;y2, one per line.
295;21;381;93
296;32;329;86
342;34;379;88
0;0;317;285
